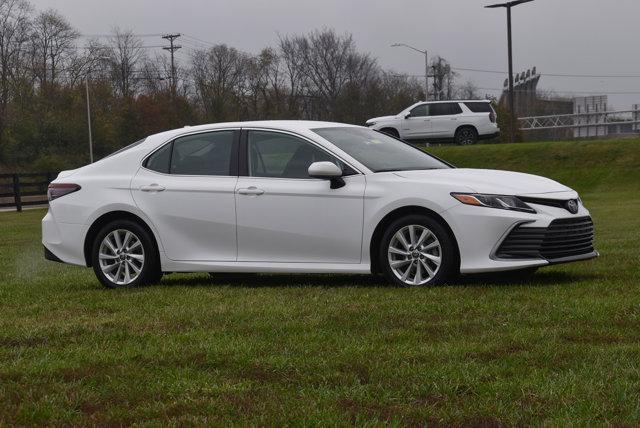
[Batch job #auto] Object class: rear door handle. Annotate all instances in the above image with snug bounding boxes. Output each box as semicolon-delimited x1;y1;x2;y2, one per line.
140;184;165;192
237;187;265;196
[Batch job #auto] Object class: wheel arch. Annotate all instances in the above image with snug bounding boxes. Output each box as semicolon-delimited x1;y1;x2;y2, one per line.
455;124;478;136
369;205;460;275
83;210;160;267
379;127;400;138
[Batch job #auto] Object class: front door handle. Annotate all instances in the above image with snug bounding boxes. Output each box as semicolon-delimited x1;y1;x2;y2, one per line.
237;187;265;196
140;184;166;192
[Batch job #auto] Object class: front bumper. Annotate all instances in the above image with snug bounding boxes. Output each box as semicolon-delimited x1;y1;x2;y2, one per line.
442;197;597;274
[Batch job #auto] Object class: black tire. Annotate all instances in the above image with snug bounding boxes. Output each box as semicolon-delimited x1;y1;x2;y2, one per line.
381;128;400;139
455;126;478;145
91;219;162;288
379;214;457;287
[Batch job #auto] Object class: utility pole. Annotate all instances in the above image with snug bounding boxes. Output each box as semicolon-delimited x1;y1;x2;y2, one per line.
485;0;534;144
162;33;181;97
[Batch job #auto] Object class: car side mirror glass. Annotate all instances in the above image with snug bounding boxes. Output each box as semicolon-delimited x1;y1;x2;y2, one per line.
308;162;345;189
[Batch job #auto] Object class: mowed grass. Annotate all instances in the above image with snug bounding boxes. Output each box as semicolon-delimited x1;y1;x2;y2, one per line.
1;138;640;426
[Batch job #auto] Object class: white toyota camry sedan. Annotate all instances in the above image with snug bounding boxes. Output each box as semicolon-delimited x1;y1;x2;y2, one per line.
42;121;597;288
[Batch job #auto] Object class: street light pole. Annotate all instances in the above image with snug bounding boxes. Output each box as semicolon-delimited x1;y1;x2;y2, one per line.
485;0;534;144
85;77;93;163
84;56;110;163
391;43;429;101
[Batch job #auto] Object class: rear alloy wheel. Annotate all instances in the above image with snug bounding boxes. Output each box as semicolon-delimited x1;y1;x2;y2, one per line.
455;127;478;145
380;215;456;286
92;220;161;288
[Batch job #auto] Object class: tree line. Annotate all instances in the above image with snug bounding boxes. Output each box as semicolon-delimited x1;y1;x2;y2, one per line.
0;0;486;172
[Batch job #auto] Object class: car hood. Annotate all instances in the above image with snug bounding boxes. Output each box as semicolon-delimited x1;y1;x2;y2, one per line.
367;115;398;123
394;168;573;195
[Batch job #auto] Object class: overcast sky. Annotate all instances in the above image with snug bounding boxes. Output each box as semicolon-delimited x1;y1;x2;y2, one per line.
33;0;640;110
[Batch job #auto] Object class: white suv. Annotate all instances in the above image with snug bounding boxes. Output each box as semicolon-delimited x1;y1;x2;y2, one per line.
365;100;499;145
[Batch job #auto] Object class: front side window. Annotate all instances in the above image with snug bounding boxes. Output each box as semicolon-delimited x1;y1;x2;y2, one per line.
248;131;345;179
312;127;450;173
409;104;428;117
144;131;235;175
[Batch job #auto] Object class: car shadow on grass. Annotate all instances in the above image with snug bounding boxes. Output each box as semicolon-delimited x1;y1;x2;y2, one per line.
156;269;597;289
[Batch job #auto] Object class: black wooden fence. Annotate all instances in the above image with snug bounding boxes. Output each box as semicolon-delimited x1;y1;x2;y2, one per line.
0;172;57;212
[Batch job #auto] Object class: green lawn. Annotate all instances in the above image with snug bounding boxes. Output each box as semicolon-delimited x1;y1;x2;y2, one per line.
1;138;639;426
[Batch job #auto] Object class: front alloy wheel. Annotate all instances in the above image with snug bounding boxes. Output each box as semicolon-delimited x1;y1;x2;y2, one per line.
380;215;456;286
388;225;442;285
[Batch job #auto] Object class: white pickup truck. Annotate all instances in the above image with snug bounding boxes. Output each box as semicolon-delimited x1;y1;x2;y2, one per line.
366;100;500;145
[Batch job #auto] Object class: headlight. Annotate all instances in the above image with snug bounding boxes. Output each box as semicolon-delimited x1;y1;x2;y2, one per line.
451;193;536;214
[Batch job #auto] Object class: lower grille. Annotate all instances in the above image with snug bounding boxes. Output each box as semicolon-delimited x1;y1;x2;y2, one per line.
496;216;595;261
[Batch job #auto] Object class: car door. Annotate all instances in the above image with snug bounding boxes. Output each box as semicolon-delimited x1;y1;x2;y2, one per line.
235;129;365;263
429;102;462;138
131;129;239;261
401;104;431;138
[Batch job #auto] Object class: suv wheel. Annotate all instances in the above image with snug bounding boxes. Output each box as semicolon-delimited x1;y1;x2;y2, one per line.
379;215;457;286
455;127;478;145
91;219;162;288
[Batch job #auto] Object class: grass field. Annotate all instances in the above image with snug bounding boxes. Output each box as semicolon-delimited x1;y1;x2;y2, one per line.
1;138;639;426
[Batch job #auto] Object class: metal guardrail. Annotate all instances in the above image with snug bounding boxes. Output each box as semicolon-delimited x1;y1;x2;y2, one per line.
518;109;640;132
0;172;57;212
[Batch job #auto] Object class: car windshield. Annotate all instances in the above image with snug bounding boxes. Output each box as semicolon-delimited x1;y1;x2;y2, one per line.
312;127;451;172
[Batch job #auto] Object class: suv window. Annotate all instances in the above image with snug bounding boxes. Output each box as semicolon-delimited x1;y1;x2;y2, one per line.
248;131;345;179
408;104;428;117
429;103;462;116
464;102;493;113
145;131;235;175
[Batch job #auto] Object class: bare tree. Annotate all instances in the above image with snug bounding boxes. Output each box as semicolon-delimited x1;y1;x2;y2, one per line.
30;9;78;86
138;54;172;95
456;80;482;100
190;44;249;121
430;56;457;100
107;28;145;98
0;0;31;144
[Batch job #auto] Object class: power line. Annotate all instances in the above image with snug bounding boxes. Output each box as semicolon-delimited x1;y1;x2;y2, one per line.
78;45;166;50
80;33;164;38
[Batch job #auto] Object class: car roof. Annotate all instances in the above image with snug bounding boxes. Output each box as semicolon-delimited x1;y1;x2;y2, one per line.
146;120;356;142
419;100;491;104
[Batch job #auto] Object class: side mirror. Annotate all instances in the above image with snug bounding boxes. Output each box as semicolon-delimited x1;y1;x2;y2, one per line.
308;162;345;189
404;113;411;119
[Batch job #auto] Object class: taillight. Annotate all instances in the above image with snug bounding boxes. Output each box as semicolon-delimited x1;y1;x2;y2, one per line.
489;110;496;123
47;183;81;201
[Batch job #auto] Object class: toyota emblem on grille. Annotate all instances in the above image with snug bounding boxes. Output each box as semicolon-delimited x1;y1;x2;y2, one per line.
566;199;579;214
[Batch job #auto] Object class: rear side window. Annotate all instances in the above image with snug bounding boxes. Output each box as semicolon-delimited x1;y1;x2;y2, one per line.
144;130;235;176
145;142;172;173
464;102;493;113
429;103;461;116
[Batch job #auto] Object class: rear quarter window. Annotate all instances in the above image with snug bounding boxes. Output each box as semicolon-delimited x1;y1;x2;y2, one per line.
464;102;493;113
